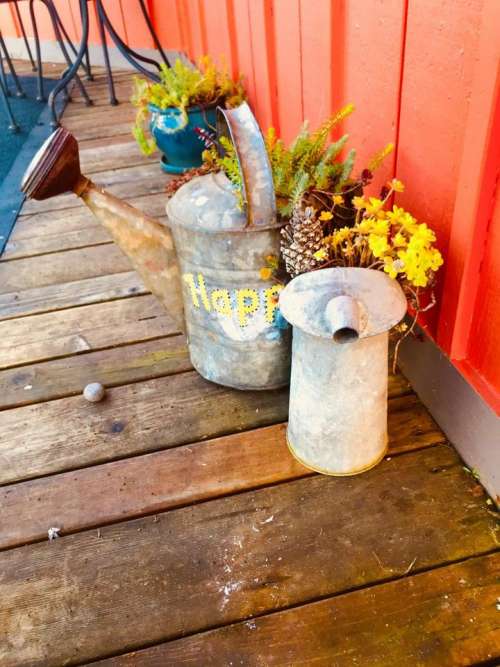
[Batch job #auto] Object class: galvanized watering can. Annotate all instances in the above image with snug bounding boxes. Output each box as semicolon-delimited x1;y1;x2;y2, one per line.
21;103;290;390
279;267;407;476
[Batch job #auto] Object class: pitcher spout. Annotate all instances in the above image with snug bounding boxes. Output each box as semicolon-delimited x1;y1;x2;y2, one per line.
21;128;185;329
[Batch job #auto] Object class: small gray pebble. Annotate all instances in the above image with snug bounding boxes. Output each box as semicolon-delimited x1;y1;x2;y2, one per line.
83;382;105;402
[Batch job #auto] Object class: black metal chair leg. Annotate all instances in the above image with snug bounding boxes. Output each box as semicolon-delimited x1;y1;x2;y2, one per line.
0;56;11;96
96;0;161;81
83;45;93;80
0;75;19;132
138;0;170;65
0;32;25;97
13;0;37;71
48;0;90;126
28;0;44;100
95;2;117;105
53;6;92;80
43;0;93;107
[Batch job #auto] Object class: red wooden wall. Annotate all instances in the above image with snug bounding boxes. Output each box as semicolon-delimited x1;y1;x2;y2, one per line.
1;0;499;413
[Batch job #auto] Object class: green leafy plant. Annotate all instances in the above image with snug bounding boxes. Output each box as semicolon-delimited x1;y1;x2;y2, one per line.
201;103;393;222
131;56;246;155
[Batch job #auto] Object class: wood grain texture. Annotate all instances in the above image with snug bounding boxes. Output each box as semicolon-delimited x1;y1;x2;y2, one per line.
98;552;500;667
4;196;168;260
0;335;190;410
0;394;444;549
19;163;167;215
0;244;131;294
0;445;497;667
0;371;409;485
0;271;147;321
0;294;177;369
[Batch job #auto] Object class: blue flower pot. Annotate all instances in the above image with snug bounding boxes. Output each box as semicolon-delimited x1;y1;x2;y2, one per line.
149;102;218;174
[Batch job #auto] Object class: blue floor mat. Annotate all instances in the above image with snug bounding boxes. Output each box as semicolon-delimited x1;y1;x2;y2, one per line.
0;74;66;256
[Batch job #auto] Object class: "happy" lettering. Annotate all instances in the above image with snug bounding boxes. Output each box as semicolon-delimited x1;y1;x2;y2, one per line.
183;273;282;327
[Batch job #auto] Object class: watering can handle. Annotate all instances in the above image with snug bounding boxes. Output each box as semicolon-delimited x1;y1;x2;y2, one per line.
216;102;277;227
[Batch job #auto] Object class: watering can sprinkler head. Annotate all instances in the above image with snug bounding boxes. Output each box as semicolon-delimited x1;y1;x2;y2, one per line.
21;128;85;200
21;127;185;329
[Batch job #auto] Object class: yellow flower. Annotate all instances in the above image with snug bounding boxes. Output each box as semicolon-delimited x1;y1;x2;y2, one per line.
319;210;333;221
332;195;344;206
334;227;352;243
383;257;405;279
313;248;329;261
392;232;407;247
265;254;279;268
357;219;373;234
370;218;390;236
389;178;405;193
365;197;385;217
413;223;436;246
368;234;390;258
259;267;273;280
352;196;366;210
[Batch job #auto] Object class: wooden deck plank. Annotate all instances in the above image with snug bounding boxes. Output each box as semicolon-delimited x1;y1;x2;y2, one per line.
19;163;167;215
0;271;146;321
0;372;410;485
0;394;444;549
0;294;177;369
0;335;190;410
0;445;497;667
4;194;168;260
0;244;131;294
98;552;500;667
79;140;152;174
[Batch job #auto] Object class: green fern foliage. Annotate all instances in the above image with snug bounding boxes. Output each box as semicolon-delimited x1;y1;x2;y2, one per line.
264;103;357;216
200;102;394;222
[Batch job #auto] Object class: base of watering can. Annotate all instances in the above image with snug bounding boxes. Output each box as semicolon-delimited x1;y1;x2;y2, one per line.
160;155;196;174
286;432;388;477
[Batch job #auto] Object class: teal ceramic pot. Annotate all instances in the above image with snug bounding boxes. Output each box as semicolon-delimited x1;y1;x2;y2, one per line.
149;102;218;174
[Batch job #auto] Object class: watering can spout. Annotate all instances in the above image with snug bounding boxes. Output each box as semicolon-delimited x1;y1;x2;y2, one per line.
21;128;185;329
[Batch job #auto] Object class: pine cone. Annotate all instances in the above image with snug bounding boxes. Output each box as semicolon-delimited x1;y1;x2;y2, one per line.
280;205;323;277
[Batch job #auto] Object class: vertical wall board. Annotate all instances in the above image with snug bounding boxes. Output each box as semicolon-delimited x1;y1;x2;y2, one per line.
199;0;237;76
176;0;194;59
299;0;333;133
12;0;76;43
466;190;500;412
341;0;407;194
119;0;155;49
436;0;500;357
247;0;278;131
151;0;184;51
232;0;256;107
184;0;208;62
0;5;18;38
395;0;483;336
273;0;302;142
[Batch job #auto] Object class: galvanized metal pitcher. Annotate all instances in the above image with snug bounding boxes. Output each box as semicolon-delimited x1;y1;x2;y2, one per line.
279;267;407;475
166;102;291;390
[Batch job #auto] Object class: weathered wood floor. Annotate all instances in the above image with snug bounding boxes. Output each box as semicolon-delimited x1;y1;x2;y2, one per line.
0;63;499;667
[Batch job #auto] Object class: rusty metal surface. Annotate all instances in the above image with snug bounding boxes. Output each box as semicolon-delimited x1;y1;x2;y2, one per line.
280;267;407;474
81;184;185;330
165;103;290;390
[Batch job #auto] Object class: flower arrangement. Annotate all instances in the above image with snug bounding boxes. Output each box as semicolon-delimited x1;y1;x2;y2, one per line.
261;177;444;369
131;57;246;155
